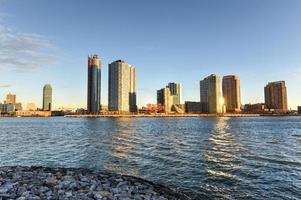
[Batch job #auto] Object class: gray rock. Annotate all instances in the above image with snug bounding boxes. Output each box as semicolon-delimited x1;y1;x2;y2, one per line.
65;191;72;197
0;166;187;200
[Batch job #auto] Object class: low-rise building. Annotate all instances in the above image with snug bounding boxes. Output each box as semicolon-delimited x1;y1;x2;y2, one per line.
0;103;15;114
140;104;163;114
16;110;52;117
185;101;201;114
14;103;22;111
298;106;301;115
243;103;266;113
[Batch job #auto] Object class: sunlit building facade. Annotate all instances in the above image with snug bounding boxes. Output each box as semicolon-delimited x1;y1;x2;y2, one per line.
108;60;137;113
264;81;287;112
87;54;101;114
157;87;172;113
43;84;52;111
200;74;223;113
222;75;241;112
167;82;182;105
6;93;16;104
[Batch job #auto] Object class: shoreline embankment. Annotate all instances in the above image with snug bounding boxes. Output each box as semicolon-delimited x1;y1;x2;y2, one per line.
0;166;190;199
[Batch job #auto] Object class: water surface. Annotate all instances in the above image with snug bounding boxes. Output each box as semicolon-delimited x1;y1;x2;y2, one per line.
0;117;300;199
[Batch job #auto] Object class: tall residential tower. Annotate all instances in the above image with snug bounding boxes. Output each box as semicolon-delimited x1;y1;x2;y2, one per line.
222;75;241;112
157;87;172;113
43;84;52;111
87;55;101;114
108;60;137;113
200;74;223;113
264;81;287;112
167;82;182;105
6;93;16;104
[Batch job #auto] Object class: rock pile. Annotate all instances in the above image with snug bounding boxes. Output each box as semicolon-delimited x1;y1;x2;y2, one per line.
0;166;189;200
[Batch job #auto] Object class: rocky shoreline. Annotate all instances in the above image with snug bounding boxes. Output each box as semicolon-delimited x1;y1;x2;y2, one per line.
0;166;189;200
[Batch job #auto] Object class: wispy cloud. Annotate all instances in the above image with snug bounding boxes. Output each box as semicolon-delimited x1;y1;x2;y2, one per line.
293;68;301;79
0;84;11;88
0;14;57;73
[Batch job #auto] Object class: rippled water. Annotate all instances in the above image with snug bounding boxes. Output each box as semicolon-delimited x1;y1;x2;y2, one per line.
0;117;301;199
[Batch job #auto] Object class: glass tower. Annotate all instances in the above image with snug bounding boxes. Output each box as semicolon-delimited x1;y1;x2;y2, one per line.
87;55;101;114
43;84;52;111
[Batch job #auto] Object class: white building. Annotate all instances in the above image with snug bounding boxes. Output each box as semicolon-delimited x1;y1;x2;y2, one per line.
108;60;137;113
200;74;223;113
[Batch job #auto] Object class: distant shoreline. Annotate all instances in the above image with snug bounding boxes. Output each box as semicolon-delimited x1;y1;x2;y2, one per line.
64;113;299;118
0;113;299;118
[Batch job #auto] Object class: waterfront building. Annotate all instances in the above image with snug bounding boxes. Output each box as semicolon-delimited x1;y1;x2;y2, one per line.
43;84;52;111
26;103;36;111
185;101;201;114
108;60;137;113
157;87;172;113
0;103;15;114
167;82;182;105
87;54;101;114
14;102;22;111
140;104;164;114
222;75;241;112
200;74;223;113
243;103;266;113
16;110;52;117
298;106;301;115
264;81;288;112
6;93;16;104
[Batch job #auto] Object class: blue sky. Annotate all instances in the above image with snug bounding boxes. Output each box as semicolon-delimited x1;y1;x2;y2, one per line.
0;0;300;109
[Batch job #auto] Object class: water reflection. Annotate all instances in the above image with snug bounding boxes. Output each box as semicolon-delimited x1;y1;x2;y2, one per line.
202;117;242;197
104;118;141;176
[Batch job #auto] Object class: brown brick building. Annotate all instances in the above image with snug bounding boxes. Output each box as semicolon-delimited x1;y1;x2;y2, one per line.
222;75;241;112
264;81;288;112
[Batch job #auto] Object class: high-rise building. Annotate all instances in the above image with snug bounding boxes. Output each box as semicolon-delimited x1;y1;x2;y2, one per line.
222;75;241;112
43;84;52;111
6;93;16;104
200;74;223;113
298;106;301;115
157;87;172;113
87;54;101;114
108;60;137;113
14;103;22;111
264;81;287;112
167;82;182;105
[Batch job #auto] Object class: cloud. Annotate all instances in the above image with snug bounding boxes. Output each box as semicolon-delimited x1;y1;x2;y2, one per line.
0;84;11;88
293;68;301;79
0;16;57;73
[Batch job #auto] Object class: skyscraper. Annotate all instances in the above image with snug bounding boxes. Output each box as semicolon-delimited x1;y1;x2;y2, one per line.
222;75;241;112
167;82;182;105
108;60;137;113
200;74;223;113
43;84;52;111
264;81;288;112
87;54;101;114
6;93;16;104
157;87;172;113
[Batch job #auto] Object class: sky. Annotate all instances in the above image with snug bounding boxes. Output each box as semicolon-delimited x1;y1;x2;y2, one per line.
0;0;300;109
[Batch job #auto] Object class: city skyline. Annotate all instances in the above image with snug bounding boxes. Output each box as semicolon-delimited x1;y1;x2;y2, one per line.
0;0;301;109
